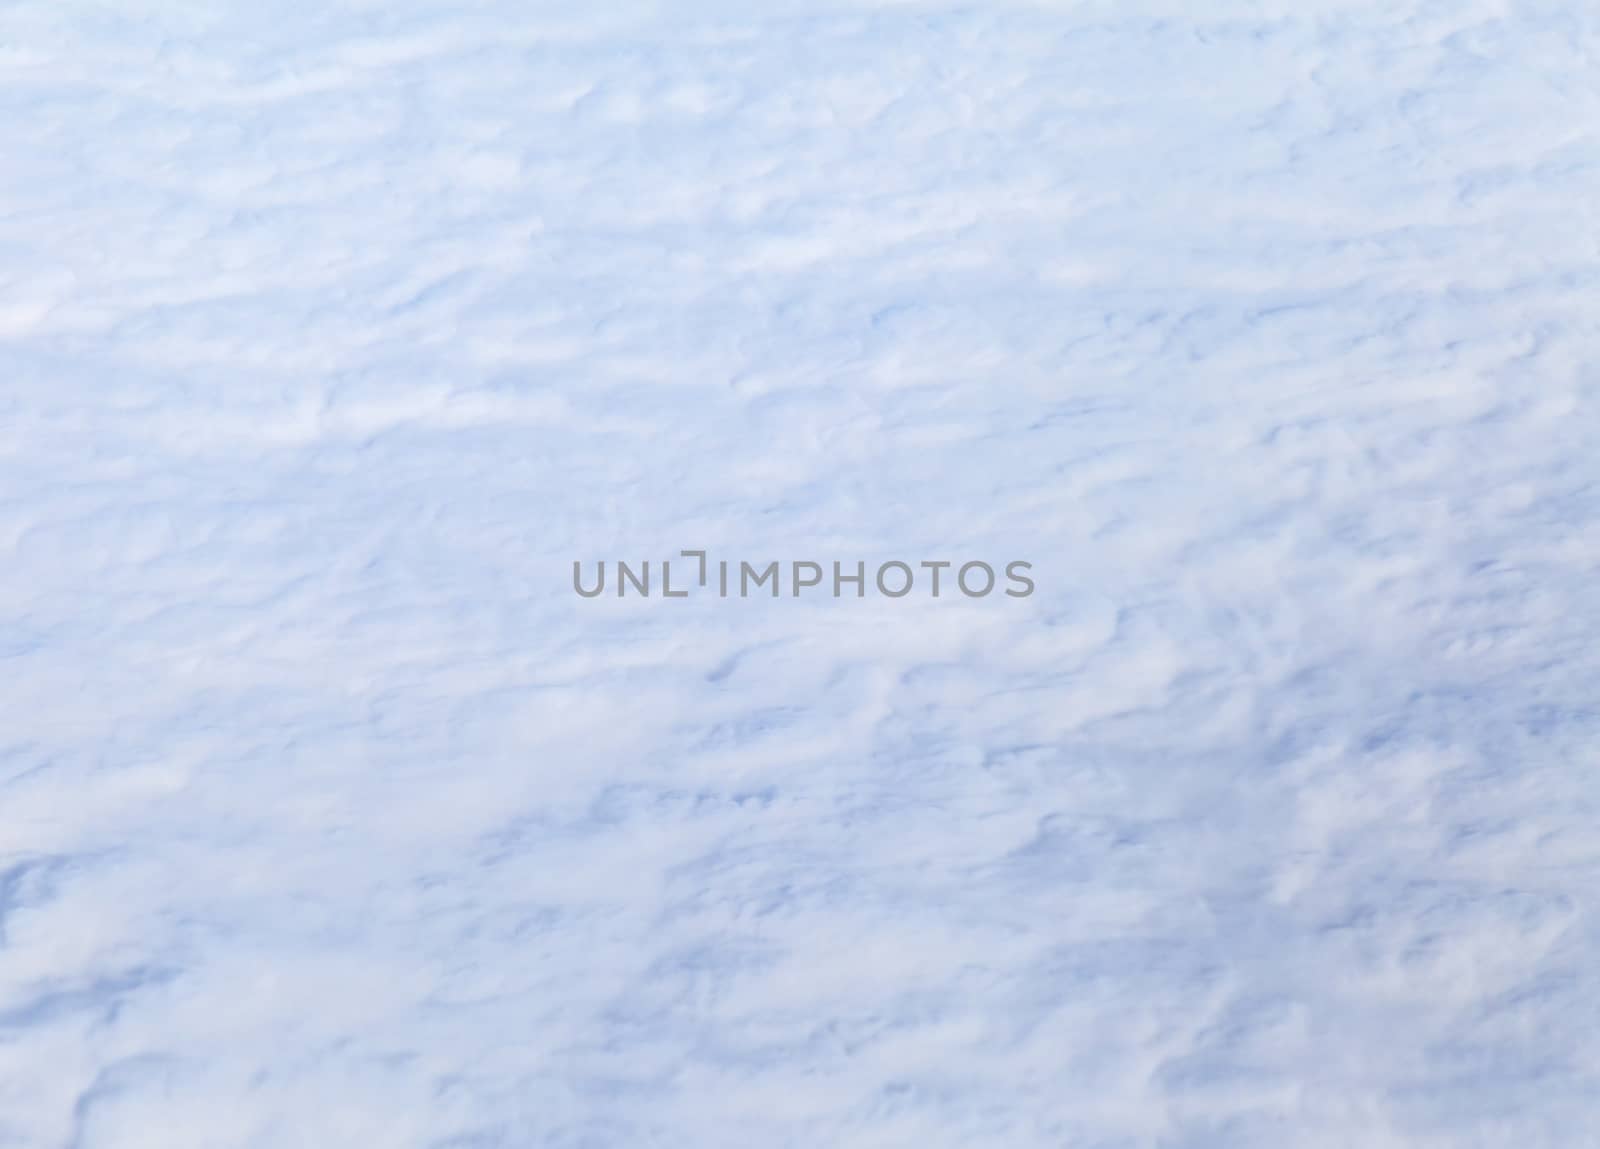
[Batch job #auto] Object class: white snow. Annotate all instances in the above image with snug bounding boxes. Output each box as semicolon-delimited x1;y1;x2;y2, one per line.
3;1;1600;1145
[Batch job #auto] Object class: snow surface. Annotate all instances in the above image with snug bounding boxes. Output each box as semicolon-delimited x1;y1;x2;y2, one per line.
3;1;1600;1145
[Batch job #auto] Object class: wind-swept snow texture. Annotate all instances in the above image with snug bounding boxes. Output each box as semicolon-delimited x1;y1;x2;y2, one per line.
3;1;1600;1146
